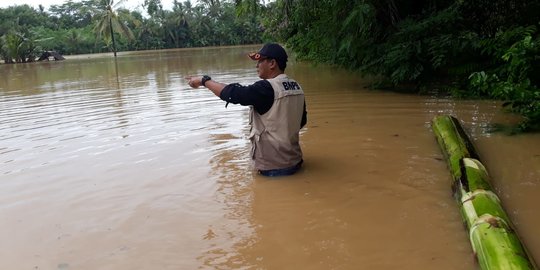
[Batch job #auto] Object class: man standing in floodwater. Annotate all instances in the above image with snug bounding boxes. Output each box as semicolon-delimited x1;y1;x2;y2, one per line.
186;43;307;177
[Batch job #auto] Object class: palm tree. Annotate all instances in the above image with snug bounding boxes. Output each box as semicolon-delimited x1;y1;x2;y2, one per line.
93;0;134;57
1;31;39;63
165;3;190;48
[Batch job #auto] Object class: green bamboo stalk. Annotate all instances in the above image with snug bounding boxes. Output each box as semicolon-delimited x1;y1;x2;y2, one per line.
431;115;479;182
431;115;537;270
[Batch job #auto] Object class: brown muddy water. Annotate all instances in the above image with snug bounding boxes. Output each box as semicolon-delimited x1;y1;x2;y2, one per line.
1;45;539;270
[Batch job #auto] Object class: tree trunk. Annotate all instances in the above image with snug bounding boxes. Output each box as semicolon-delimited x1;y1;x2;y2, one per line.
431;115;537;270
109;17;117;57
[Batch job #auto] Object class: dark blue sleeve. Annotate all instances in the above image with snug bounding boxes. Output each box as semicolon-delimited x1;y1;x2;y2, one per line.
219;80;274;115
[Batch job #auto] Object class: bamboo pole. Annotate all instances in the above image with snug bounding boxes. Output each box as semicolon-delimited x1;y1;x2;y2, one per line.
431;115;537;270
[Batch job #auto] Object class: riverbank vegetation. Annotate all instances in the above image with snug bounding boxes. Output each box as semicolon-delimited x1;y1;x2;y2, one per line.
255;0;540;131
1;0;539;131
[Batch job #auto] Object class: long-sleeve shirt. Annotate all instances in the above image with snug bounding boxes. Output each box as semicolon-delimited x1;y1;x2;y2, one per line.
219;80;307;128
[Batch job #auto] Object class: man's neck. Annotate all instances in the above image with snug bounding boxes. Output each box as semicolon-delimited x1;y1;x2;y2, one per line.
268;70;284;79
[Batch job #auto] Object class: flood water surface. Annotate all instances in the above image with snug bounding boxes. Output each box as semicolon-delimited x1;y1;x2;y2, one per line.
1;46;539;269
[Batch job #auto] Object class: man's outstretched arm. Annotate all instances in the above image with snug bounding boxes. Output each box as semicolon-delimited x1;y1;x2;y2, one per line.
186;75;226;97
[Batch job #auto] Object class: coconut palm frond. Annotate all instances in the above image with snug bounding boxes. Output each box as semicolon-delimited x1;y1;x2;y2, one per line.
112;19;134;40
92;0;135;57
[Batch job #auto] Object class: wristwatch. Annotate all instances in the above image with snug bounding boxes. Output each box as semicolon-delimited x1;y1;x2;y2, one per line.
201;75;211;87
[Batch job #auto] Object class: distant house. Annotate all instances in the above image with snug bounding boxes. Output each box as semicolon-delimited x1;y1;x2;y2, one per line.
38;51;65;61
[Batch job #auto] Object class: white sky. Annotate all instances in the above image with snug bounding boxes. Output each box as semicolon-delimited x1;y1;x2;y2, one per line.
0;0;177;11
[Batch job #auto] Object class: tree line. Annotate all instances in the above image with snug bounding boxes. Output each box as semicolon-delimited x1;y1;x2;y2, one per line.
0;0;262;62
2;0;539;131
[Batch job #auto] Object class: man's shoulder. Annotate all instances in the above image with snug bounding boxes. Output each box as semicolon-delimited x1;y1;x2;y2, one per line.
251;80;273;95
253;79;272;88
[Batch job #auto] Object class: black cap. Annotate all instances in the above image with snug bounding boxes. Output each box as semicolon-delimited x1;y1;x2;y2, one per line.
248;43;288;70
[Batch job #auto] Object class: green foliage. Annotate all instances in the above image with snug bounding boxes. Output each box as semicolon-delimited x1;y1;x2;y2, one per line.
48;0;95;29
91;1;135;57
0;4;52;35
459;0;540;37
467;30;540;131
0;0;263;58
254;0;540;131
29;25;98;54
0;31;40;63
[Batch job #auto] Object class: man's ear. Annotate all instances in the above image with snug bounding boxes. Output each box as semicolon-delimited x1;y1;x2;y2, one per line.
269;59;277;70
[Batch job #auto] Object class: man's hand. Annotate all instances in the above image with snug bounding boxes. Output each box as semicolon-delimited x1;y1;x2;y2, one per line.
186;76;203;88
185;75;226;97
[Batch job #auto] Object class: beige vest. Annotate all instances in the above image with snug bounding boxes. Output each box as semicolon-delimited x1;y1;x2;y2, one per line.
249;74;305;170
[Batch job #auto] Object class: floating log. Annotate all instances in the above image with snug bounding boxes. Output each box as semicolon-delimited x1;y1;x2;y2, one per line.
431;115;537;270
